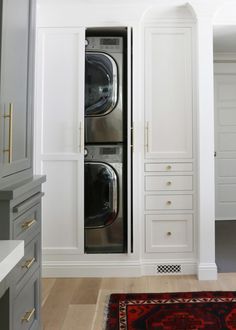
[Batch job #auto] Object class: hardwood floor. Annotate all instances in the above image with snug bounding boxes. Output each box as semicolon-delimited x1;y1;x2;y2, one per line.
42;274;236;330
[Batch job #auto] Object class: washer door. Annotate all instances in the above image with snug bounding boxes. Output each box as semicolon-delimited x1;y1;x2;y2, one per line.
85;162;118;228
85;52;118;116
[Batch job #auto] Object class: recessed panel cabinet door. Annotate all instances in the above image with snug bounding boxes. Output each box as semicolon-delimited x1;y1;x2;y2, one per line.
0;0;35;177
214;71;236;220
35;28;85;254
144;27;193;159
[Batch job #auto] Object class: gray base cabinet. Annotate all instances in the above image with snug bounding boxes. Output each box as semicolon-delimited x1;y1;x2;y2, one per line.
0;176;46;330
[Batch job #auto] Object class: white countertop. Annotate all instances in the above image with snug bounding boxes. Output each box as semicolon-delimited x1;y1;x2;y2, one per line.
0;240;24;282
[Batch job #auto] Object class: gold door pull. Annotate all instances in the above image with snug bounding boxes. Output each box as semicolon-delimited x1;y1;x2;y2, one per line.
21;308;35;323
79;122;84;153
131;125;134;151
21;219;36;230
21;257;35;269
145;122;149;152
3;103;13;163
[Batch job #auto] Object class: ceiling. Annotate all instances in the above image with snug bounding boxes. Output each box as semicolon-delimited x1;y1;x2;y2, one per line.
214;26;236;53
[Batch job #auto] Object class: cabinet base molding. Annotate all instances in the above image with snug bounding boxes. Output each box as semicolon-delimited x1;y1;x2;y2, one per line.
42;261;142;277
42;260;199;278
197;262;218;280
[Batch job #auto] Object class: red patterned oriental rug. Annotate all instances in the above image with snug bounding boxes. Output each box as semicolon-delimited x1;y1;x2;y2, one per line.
105;291;236;330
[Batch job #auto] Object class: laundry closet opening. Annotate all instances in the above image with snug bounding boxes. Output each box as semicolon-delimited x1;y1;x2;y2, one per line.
214;25;236;272
84;27;133;254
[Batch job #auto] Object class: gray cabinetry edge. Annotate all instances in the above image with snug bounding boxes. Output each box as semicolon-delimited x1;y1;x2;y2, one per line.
0;0;36;187
0;176;46;239
0;175;46;330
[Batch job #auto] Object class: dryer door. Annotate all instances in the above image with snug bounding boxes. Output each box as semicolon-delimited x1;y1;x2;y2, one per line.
85;52;118;116
84;162;118;228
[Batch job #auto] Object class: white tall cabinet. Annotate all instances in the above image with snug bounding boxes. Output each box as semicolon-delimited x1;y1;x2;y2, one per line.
35;28;85;256
143;24;196;274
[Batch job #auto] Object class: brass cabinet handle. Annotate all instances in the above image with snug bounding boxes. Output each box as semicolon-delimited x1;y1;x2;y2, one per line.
167;231;172;236
21;257;35;269
145;122;149;152
79;121;83;153
131;125;134;151
3;103;13;163
21;308;35;323
21;219;36;230
166;201;172;205
166;165;172;170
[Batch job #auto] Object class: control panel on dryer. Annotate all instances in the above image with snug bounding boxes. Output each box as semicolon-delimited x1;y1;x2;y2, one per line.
86;37;123;52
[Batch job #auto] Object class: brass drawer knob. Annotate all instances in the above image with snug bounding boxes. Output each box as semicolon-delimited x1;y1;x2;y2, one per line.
21;257;35;269
166;165;172;170
21;308;35;323
166;201;172;205
21;219;36;230
166;181;172;186
167;232;172;236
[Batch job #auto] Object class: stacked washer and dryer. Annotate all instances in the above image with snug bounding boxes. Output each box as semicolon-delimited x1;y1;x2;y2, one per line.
84;29;128;253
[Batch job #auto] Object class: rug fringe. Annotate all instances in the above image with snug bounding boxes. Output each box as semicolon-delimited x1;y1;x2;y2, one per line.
102;293;111;330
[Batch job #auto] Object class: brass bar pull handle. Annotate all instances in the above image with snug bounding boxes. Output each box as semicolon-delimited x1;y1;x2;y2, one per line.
21;219;36;230
21;257;35;269
131;125;134;151
145;122;149;152
3;103;13;163
79;122;83;153
21;308;35;323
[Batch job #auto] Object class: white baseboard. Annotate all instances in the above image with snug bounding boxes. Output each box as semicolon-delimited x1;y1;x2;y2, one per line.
197;262;218;280
42;261;142;277
42;260;197;277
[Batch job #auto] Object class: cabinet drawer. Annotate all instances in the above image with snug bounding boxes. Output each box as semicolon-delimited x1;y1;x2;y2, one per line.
146;214;193;252
145;194;193;210
14;235;41;295
12;192;44;219
145;163;193;172
13;204;40;245
145;176;193;191
13;269;40;330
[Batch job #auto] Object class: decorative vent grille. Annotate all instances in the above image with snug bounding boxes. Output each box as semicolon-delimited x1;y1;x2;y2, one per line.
156;264;181;274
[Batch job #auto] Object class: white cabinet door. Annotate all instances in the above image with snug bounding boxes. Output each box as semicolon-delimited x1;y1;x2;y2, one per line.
144;27;193;159
214;67;236;220
35;28;85;254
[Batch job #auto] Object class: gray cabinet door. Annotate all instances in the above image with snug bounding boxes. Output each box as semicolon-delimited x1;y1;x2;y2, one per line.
0;0;35;178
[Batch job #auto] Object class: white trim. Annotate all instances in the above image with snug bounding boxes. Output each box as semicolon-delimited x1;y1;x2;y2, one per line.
42;261;142;277
214;52;236;62
197;263;218;280
42;259;197;277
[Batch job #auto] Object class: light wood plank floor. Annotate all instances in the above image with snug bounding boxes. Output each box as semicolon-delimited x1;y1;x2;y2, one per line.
42;274;236;330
